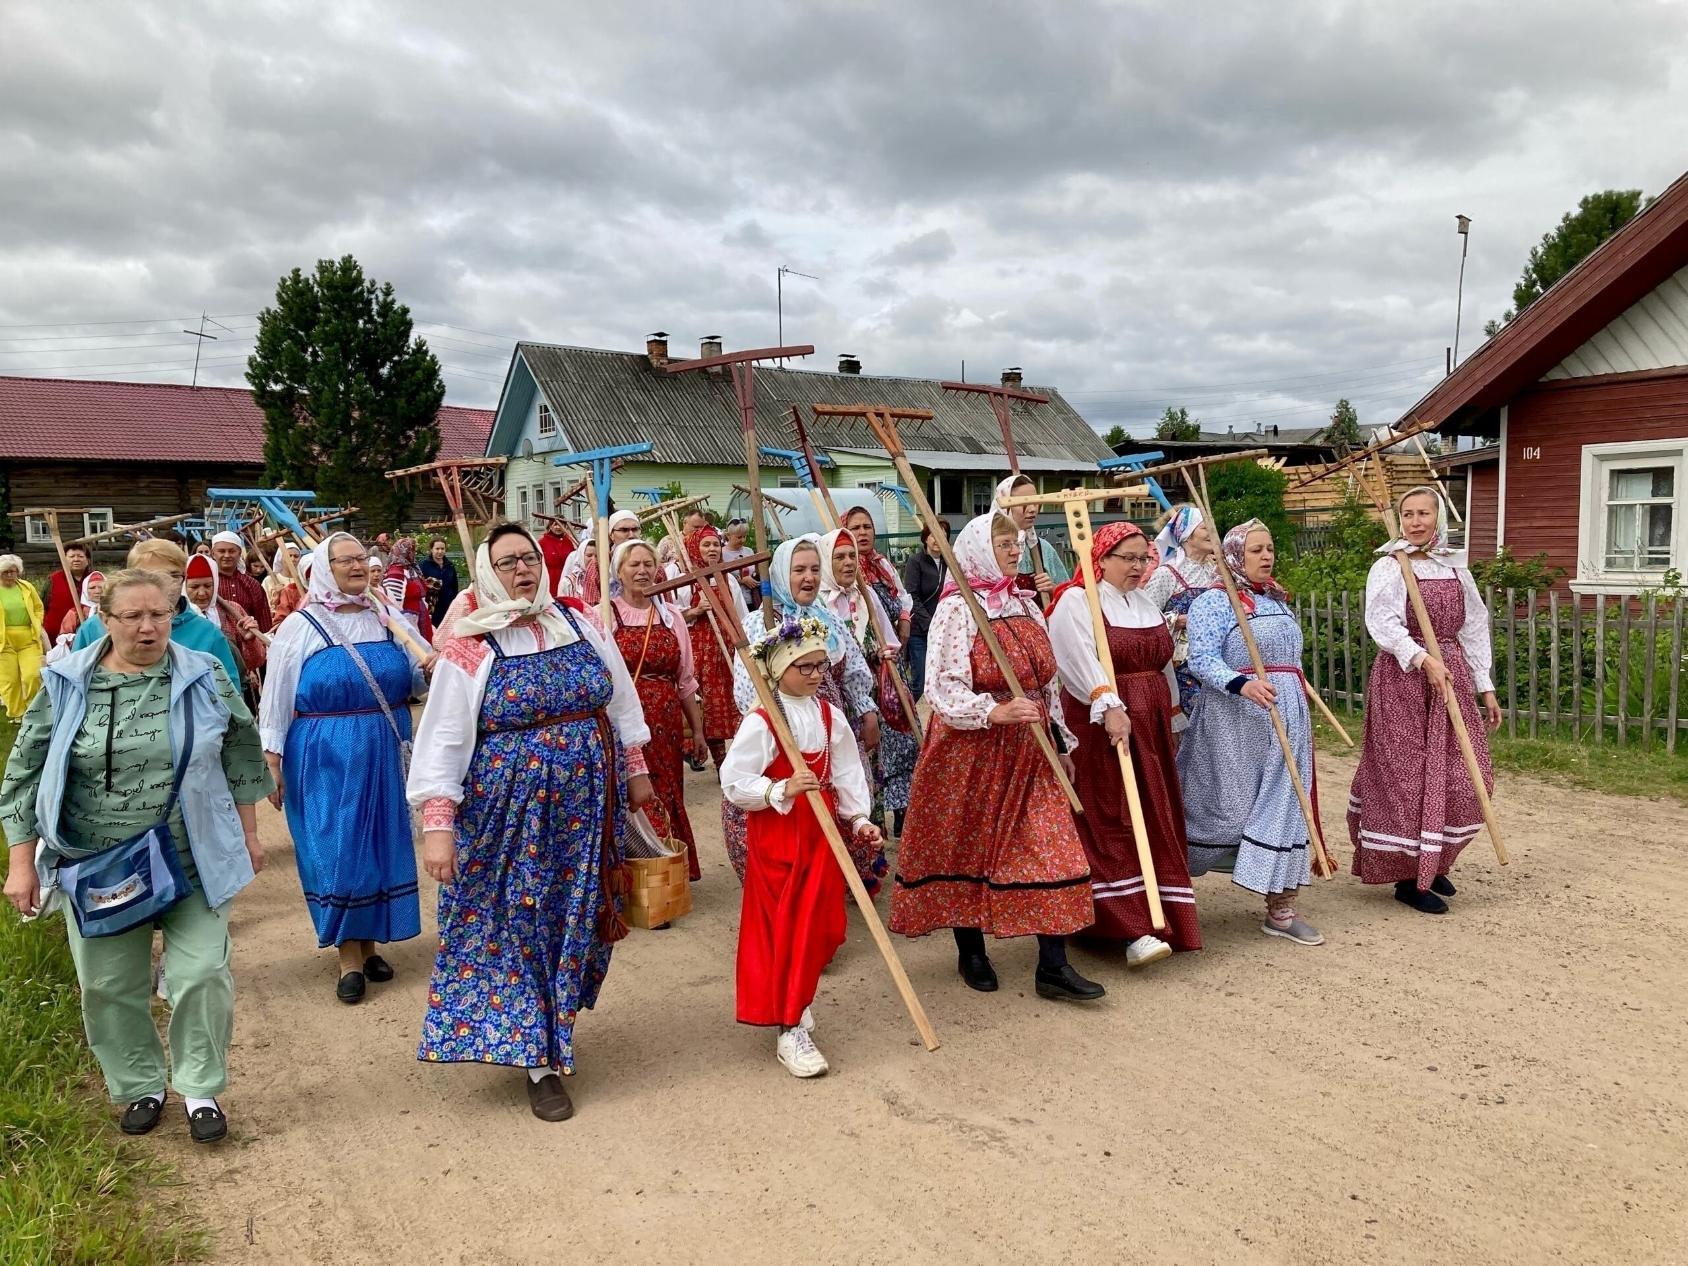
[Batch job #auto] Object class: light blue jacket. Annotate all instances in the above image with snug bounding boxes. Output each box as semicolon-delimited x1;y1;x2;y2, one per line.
31;640;255;912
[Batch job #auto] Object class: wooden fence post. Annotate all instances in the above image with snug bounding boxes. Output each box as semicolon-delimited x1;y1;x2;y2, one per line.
1505;588;1517;739
1527;589;1539;739
1548;590;1561;732
1617;598;1631;747
1594;598;1606;746
1571;595;1583;740
1342;590;1354;715
1643;595;1658;748
1669;600;1683;756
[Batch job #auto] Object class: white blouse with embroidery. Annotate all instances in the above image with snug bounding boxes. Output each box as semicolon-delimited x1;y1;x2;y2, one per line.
1364;554;1495;693
406;618;651;828
718;694;871;820
921;591;1079;749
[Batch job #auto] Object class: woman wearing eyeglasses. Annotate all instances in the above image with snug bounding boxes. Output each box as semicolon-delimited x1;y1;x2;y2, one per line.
408;524;653;1122
259;532;430;1004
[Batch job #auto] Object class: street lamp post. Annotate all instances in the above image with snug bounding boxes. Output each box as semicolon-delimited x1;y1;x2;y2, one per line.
1452;213;1472;370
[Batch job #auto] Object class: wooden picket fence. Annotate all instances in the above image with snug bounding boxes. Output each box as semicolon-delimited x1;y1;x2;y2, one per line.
1292;589;1688;752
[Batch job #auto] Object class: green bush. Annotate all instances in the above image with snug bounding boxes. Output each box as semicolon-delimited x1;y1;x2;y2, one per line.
1204;460;1292;548
1470;546;1565;592
1278;491;1387;595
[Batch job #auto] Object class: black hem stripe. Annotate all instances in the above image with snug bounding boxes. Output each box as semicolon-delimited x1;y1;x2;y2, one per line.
892;872;1091;893
302;883;421;910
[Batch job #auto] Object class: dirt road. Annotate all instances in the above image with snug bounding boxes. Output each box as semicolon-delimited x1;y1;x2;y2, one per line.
172;753;1684;1265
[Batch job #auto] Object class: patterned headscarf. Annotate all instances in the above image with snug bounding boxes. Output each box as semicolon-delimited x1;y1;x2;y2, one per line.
939;512;1027;617
1153;504;1204;564
305;531;388;625
452;530;575;644
389;537;417;569
769;534;849;660
1222;518;1288;609
1377;485;1467;567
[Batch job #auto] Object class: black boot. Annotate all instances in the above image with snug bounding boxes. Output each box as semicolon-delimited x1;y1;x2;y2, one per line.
954;928;998;993
1430;874;1457;898
1033;935;1105;1001
1395;880;1448;914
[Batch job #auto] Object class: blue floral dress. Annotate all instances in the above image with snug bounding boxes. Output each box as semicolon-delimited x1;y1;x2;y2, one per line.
418;615;625;1074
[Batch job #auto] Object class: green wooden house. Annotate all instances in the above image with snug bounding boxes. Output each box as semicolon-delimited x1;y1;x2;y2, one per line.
482;336;1117;547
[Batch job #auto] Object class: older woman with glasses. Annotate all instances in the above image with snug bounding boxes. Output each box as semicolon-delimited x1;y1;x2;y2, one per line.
260;533;429;1003
410;524;652;1122
3;569;272;1143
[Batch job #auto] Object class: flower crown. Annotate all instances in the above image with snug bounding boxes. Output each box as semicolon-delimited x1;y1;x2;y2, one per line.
748;614;830;666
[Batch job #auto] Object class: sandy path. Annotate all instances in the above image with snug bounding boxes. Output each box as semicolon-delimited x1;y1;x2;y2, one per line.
170;752;1686;1266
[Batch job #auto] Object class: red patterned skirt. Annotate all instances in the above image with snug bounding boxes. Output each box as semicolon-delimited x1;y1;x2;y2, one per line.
689;614;740;742
614;611;699;880
889;615;1093;939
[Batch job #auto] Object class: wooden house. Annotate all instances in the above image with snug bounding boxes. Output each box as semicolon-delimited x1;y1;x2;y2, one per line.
485;338;1117;540
1421;168;1688;596
0;375;491;568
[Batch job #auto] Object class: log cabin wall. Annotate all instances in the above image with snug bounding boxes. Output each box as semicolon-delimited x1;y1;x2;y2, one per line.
2;459;264;571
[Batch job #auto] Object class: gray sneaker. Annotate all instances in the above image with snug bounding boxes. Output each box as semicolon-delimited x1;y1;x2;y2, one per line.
1262;916;1325;946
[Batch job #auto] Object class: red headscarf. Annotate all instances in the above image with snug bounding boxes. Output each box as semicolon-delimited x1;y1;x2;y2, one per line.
1044;521;1156;615
683;524;720;568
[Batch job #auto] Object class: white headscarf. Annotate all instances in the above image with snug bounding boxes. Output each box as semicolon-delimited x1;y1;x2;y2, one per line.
1377;485;1467;568
994;473;1043;571
941;512;1029;617
211;529;248;573
452;531;575;644
305;531;388;625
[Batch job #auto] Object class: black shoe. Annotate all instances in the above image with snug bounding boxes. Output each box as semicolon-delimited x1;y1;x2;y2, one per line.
686;755;707;772
336;971;367;1003
1034;964;1106;1001
1430;875;1457;898
120;1092;167;1135
363;955;395;982
526;1073;574;1122
187;1102;228;1144
1395;881;1448;914
957;952;999;993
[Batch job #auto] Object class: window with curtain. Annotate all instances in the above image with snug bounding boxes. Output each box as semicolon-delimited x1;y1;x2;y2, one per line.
1603;465;1674;571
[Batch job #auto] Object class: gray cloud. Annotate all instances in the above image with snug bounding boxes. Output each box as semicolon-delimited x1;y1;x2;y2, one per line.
0;0;1684;439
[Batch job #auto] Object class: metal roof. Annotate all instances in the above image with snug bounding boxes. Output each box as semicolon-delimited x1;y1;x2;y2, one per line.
515;343;1114;469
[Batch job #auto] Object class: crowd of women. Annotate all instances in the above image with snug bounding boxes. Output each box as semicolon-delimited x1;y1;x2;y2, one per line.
1;480;1501;1131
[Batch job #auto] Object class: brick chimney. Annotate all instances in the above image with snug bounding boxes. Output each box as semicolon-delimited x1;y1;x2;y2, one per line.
837;353;861;375
646;331;669;368
1001;366;1023;388
700;334;723;360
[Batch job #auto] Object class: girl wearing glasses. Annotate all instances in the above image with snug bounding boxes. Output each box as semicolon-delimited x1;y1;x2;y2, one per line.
1046;521;1201;968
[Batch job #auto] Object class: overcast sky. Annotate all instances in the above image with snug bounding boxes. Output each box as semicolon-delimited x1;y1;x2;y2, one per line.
2;0;1684;437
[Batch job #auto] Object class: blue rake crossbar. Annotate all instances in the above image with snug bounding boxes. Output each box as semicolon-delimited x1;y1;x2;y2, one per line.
758;445;832;491
552;443;653;518
1096;452;1172;512
205;488;321;540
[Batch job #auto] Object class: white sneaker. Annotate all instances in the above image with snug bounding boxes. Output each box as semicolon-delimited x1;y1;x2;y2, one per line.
799;1006;815;1033
1125;935;1172;969
775;1026;829;1078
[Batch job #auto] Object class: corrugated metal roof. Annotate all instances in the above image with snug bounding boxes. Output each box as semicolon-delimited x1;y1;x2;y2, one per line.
516;343;1114;469
1543;262;1688;379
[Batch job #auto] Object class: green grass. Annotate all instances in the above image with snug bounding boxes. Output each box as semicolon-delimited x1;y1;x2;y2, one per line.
1309;708;1688;805
1;715;205;1265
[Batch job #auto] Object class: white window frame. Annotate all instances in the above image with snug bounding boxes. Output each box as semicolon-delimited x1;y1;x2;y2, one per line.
24;514;52;545
82;508;114;539
517;486;531;525
1571;437;1686;596
537;402;558;438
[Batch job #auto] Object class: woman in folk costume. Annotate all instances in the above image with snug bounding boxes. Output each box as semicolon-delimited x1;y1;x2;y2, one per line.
889;512;1104;1002
592;539;707;880
722;616;880;1079
841;506;919;832
816;528;917;837
1177;519;1324;947
727;537;883;890
994;474;1071;601
382;537;435;642
259;532;429;1003
1046;521;1201;964
45;571;107;665
409;524;652;1123
681;524;744;769
559;510;640;602
1349;486;1500;915
1141;504;1221;715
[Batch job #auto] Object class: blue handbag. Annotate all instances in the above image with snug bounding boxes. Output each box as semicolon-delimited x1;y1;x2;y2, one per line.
57;706;196;938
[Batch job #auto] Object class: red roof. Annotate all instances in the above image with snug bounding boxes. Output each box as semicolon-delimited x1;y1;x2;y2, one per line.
0;375;493;464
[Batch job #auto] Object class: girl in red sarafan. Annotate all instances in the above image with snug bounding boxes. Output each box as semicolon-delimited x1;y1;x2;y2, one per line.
888;511;1104;1004
720;616;879;1079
